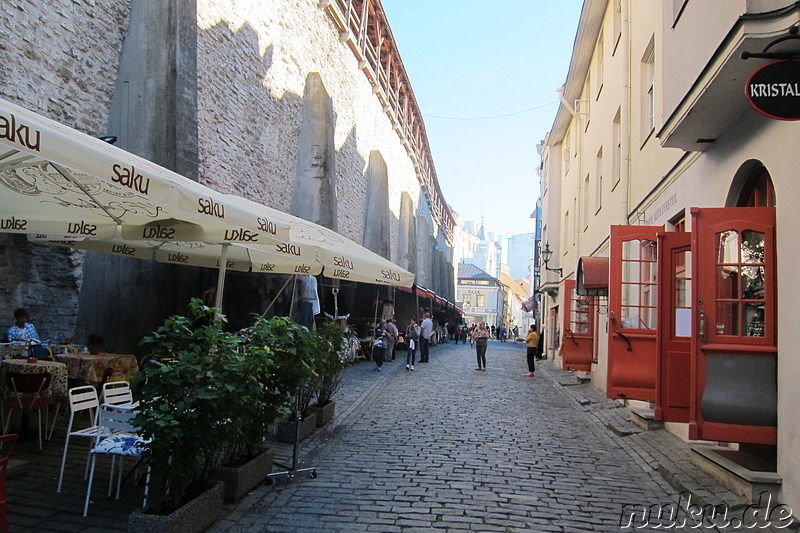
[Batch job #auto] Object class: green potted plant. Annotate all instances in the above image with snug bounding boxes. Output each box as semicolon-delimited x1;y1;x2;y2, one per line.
210;315;312;500
245;316;318;443
129;299;245;532
308;320;350;427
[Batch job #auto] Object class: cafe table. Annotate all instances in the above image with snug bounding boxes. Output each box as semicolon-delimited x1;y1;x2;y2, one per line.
54;352;139;384
0;358;69;399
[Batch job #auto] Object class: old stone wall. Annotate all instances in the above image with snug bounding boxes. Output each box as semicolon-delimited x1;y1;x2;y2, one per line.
0;0;130;341
195;0;429;265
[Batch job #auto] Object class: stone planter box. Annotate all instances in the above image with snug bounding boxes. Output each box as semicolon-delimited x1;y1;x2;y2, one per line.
128;480;224;533
210;448;274;502
275;415;316;443
309;400;335;428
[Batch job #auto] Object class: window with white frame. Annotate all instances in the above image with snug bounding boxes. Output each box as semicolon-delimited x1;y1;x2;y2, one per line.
642;38;656;139
596;29;604;99
583;174;590;231
613;0;622;54
596;147;603;213
613;108;621;188
563;131;571;175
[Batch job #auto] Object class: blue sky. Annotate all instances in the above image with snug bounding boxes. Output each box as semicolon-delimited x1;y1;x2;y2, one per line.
380;1;584;245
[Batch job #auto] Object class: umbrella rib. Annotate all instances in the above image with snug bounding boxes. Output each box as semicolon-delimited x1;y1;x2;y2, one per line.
50;162;125;225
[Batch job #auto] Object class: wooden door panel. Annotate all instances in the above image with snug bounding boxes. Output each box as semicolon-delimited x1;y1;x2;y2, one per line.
607;225;662;401
655;231;691;422
561;279;594;371
689;207;777;445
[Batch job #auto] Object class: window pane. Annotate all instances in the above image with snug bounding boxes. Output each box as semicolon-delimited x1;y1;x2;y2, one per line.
676;278;691;308
742;265;765;300
716;266;739;299
623;260;640;284
745;304;765;337
621;306;641;328
622;240;641;260
742;230;765;264
717;230;739;264
715;302;740;336
642;306;657;329
622;283;640;307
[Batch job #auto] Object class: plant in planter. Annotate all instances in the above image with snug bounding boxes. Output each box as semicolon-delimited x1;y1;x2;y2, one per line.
244;315;318;443
309;320;350;427
131;298;246;528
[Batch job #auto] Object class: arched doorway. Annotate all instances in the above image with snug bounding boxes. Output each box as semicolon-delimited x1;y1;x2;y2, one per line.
688;162;778;446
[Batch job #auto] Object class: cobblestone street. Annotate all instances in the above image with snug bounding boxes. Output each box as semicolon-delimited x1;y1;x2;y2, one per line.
210;339;743;532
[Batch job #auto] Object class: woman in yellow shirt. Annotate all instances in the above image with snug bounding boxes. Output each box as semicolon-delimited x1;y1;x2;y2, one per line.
524;325;539;377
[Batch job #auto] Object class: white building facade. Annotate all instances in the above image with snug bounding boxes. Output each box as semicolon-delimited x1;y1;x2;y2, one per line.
539;0;800;512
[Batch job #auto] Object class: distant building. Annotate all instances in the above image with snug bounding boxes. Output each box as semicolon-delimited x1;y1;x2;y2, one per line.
457;262;505;328
507;233;536;282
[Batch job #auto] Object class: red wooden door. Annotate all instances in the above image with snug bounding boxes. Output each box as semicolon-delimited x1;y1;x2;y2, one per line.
561;279;594;371
689;207;777;444
655;231;692;422
607;225;663;401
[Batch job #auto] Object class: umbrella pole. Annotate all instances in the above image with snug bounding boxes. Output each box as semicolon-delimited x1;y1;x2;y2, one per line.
214;243;230;318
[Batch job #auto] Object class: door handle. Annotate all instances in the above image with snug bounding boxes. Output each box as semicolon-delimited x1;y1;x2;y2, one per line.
698;309;705;343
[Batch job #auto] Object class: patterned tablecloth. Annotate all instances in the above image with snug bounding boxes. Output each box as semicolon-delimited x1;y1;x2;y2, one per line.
54;352;139;384
0;359;68;399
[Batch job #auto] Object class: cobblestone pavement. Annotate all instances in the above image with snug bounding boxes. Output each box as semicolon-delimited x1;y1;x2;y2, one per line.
210;340;777;533
8;339;790;532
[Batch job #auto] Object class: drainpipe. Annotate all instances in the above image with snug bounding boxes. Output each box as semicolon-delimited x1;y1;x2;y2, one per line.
620;0;631;224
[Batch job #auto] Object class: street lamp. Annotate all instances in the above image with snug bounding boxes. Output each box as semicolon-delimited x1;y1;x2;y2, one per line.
541;242;562;277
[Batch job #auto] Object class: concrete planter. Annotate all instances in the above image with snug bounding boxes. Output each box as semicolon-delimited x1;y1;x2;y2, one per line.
128;480;224;533
210;448;274;502
275;415;316;443
310;400;335;428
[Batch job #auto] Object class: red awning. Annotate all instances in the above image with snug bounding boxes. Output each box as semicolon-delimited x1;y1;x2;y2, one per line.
577;256;609;296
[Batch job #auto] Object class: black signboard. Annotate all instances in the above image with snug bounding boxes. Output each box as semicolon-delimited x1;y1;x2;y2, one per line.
745;60;800;121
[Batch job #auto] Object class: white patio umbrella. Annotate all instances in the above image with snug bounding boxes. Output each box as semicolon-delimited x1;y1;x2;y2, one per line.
222;195;416;287
0;97;290;244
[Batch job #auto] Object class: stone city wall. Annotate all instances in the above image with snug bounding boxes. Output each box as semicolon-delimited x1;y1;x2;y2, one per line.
0;0;130;341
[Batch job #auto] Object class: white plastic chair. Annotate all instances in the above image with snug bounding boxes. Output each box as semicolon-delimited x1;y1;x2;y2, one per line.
83;403;150;517
57;386;101;492
101;381;134;407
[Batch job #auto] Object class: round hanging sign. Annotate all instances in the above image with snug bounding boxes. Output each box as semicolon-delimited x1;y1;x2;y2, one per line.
745;60;800;121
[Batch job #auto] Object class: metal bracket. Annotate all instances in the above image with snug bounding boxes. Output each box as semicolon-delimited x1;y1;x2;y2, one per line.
742;26;800;60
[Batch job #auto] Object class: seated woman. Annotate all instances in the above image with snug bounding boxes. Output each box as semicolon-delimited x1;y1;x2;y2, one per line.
7;308;49;358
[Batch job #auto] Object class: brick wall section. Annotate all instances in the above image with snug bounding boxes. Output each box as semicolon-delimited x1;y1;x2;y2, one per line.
0;0;129;340
196;0;430;259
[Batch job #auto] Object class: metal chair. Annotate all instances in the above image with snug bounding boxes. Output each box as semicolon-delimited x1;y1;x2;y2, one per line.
101;381;135;407
83;404;149;516
0;433;17;533
3;371;54;451
57;386;101;492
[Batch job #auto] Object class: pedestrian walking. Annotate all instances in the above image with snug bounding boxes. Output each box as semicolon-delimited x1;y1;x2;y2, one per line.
525;325;539;377
472;322;490;371
419;312;433;362
372;319;387;371
385;316;398;362
405;318;420;370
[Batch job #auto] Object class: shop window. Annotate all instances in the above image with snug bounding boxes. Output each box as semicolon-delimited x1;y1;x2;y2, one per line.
570;287;590;334
621;239;657;329
715;230;766;337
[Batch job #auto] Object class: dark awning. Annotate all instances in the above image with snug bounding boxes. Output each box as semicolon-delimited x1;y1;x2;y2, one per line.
577;256;609;296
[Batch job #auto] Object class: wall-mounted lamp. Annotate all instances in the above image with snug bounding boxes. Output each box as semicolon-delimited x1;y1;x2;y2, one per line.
541;242;562;277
